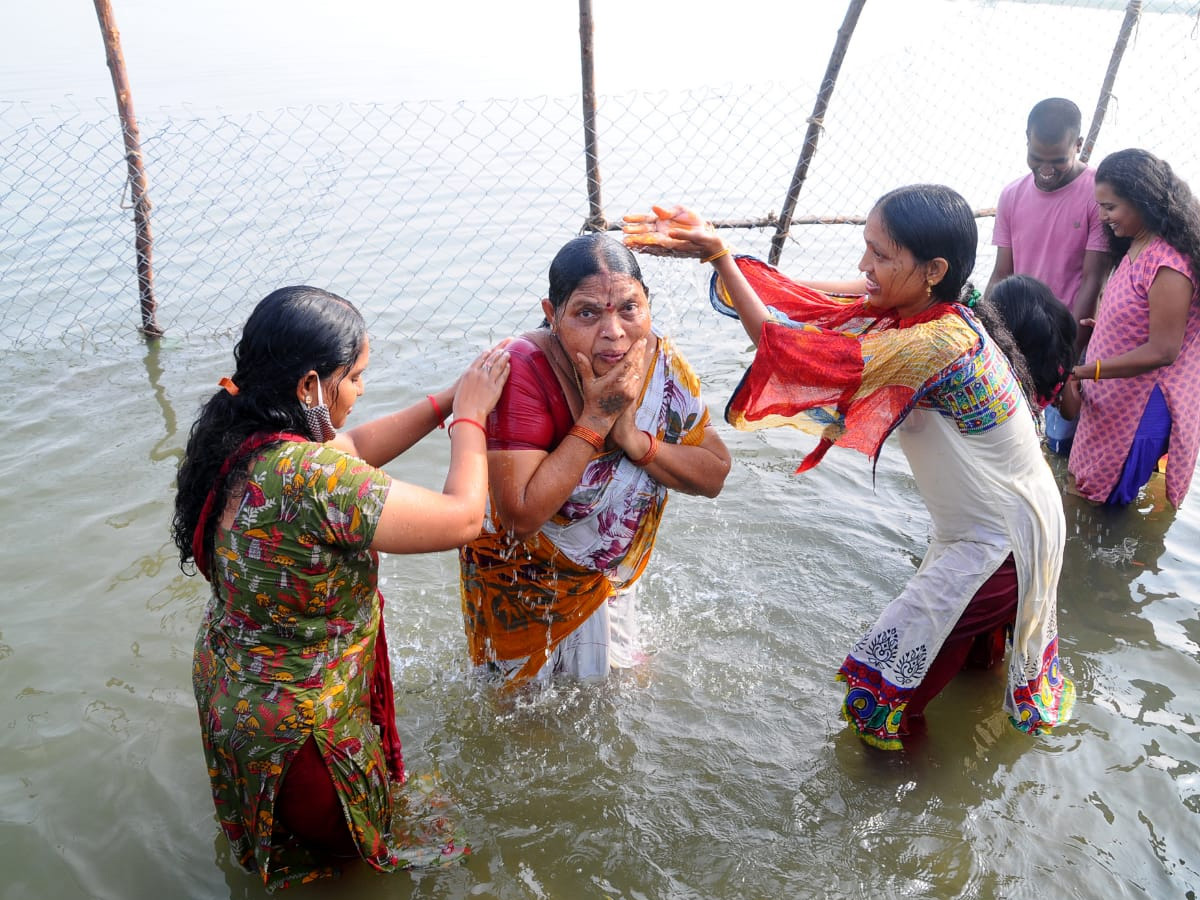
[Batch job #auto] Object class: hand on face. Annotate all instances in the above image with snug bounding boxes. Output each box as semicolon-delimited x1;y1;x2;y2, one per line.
452;338;513;422
574;336;649;425
546;272;653;428
608;360;649;445
622;205;723;258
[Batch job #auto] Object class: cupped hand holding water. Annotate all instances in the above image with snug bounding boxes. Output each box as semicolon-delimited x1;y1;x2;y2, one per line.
622;204;725;259
629;203;771;345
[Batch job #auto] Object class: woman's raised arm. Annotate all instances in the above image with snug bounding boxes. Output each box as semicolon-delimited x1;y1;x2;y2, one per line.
623;204;774;346
333;340;512;467
368;343;511;553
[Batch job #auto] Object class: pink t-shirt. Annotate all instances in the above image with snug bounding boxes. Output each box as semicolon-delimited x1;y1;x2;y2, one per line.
992;167;1109;312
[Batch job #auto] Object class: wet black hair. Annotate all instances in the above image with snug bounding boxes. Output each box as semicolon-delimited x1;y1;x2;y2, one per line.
872;184;978;304
545;232;649;314
1095;148;1200;286
1026;98;1082;145
988;274;1078;406
171;285;367;574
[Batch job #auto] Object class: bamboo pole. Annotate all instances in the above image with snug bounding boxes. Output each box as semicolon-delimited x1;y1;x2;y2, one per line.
578;0;606;232
93;0;161;337
1081;0;1141;164
768;0;867;266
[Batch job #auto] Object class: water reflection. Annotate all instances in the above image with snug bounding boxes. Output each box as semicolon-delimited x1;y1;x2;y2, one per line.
214;832;262;900
1059;472;1177;668
142;339;182;465
1050;469;1200;893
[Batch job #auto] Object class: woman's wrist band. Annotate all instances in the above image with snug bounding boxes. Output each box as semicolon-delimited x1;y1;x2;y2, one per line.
632;431;660;467
427;394;447;428
448;417;486;436
1094;359;1102;381
701;246;731;265
567;424;606;450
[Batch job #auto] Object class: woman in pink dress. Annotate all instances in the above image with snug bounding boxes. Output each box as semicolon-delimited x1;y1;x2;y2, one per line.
1063;149;1200;507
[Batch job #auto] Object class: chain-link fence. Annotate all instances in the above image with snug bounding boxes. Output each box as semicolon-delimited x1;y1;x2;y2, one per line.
3;0;1198;353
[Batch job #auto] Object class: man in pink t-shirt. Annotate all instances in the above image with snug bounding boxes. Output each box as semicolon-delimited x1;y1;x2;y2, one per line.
986;97;1111;453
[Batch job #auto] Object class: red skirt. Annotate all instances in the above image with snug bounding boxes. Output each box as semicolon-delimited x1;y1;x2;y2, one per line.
901;554;1018;727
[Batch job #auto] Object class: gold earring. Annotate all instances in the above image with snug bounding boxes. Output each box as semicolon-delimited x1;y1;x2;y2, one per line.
926;280;934;298
305;396;313;407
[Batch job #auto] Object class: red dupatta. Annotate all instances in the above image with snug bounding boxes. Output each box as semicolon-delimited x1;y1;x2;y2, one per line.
711;256;978;472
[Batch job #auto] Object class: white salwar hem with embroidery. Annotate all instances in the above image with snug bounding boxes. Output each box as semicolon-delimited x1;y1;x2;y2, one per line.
847;404;1065;718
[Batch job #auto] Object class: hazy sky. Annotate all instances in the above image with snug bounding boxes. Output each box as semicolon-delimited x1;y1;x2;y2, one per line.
5;0;850;111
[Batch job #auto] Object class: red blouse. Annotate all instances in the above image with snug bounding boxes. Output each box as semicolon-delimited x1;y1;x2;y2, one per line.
485;335;574;451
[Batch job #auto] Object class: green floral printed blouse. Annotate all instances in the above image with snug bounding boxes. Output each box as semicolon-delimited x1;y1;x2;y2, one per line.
192;440;398;889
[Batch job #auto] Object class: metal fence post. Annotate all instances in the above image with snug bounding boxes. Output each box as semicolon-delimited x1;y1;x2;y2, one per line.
768;0;867;266
93;0;161;337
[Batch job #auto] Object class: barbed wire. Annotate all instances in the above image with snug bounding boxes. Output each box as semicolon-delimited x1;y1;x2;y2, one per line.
2;0;1198;352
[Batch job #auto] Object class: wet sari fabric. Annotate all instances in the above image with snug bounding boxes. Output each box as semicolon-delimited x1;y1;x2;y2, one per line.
460;335;710;682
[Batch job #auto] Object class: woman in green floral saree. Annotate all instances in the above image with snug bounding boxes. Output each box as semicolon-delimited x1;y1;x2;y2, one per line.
173;285;510;889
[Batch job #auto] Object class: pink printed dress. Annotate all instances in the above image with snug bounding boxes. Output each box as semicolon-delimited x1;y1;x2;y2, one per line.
1068;238;1200;507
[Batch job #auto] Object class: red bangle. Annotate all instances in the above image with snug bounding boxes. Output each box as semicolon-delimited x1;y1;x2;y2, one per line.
568;424;606;450
448;417;486;437
427;394;447;428
631;431;659;467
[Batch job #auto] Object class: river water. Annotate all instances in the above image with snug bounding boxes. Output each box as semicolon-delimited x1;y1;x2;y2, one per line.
3;1;1200;898
3;265;1199;898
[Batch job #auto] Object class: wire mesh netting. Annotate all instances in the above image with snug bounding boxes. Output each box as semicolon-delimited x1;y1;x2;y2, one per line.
2;0;1198;354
